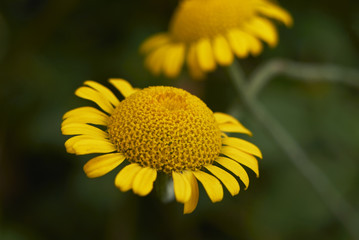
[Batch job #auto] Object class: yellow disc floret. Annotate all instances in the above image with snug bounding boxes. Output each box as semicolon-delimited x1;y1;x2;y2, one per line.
107;86;222;174
170;0;255;42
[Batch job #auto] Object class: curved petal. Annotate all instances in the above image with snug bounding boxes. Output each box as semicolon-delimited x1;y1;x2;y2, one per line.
163;43;185;78
221;146;259;177
213;112;241;125
65;136;116;155
205;165;239;196
61;123;108;139
196;38;216;71
144;45;171;76
242;32;263;56
132;167;157;196
83;153;126;178
64;135;105;154
109;79;137;98
140;33;171;53
258;3;293;27
115;163;142;192
187;44;206;80
244;17;278;47
215;156;249;189
213;34;234;66
75;86;114;114
172;171;192;203
183;171;199;214
222;137;262;159
218;123;252;136
62;107;109;126
84;81;120;106
227;29;250;58
193;171;223;203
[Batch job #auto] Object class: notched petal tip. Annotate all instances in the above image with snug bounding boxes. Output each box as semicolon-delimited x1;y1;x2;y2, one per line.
114;163;142;192
132;167;157;196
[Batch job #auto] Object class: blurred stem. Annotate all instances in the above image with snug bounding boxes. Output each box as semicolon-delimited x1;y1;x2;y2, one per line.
247;58;359;98
228;59;359;239
155;173;174;203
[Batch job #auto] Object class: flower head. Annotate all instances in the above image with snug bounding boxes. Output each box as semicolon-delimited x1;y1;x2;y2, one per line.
140;0;292;79
62;79;262;213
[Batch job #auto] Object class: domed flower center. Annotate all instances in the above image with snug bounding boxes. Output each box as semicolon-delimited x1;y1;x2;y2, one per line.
107;86;222;174
169;0;255;43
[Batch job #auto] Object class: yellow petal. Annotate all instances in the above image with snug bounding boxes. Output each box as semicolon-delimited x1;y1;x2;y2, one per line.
218;123;252;136
187;44;206;80
109;79;136;98
213;112;241;125
222;137;262;159
243;32;263;56
140;33;171;53
172;171;192;203
213;35;234;66
63;106;108;119
163;43;185;78
61;117;106;127
144;45;170;76
69;137;116;155
61;123;108;139
227;29;250;58
221;146;259;177
258;3;293;27
193;171;223;203
183;171;199;214
115;163;142;192
244;18;278;47
83;153;126;178
215;156;249;189
214;112;252;135
64;135;104;154
75;86;114;114
84;81;120;106
206;165;239;196
132;167;157;196
196;38;216;71
62;107;109;126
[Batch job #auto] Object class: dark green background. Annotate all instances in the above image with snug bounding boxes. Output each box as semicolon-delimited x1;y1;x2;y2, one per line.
0;0;358;239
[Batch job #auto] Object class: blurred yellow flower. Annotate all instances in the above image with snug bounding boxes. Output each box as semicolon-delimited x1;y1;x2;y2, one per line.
61;79;262;213
140;0;292;79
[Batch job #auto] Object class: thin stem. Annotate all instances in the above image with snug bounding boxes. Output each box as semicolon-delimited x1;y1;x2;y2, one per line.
228;60;359;239
247;58;359;99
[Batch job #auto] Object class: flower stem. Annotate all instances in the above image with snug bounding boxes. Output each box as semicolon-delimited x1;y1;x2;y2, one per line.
247;58;359;99
227;59;359;239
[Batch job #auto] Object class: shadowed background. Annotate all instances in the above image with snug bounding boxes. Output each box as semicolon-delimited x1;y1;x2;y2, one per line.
0;0;359;239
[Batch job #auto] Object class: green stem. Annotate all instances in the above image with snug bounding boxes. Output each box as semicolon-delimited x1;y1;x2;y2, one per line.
228;60;359;239
247;58;359;99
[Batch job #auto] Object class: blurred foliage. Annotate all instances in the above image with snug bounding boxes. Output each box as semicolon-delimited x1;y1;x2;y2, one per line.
0;0;358;239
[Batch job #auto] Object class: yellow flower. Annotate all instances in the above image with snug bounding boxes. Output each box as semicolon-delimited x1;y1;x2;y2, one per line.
61;79;262;213
140;0;292;79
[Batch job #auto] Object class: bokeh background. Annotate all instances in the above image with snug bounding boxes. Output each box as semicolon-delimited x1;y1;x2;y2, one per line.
1;0;359;239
